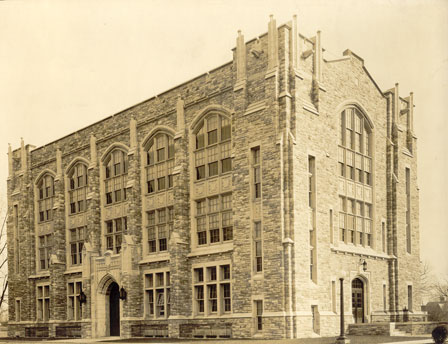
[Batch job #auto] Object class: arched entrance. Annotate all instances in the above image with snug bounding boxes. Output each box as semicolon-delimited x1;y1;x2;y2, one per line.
352;278;365;323
108;282;120;336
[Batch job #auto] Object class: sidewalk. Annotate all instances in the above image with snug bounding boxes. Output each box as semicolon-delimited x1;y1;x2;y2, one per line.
0;336;436;344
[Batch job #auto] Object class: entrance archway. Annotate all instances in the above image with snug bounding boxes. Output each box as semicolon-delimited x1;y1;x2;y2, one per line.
351;278;365;323
108;282;120;336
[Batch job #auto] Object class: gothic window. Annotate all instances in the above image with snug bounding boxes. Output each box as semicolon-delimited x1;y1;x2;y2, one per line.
338;107;373;247
194;114;231;181
104;150;128;205
37;174;54;222
68;163;88;214
144;133;174;194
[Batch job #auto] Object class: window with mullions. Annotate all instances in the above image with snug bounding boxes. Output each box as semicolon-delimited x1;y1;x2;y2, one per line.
253;221;263;273
38;234;52;270
67;281;82;321
252;147;261;199
105;217;127;254
339;108;372;184
37;284;50;321
147;207;173;253
69;227;85;266
68;163;88;215
194;114;231;180
104;150;128;205
193;264;231;315
145;133;175;194
37;174;54;222
195;193;232;246
339;196;372;247
339;107;374;247
144;271;170;318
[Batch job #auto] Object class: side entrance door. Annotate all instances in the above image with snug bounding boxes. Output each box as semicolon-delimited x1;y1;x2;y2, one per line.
109;282;120;336
351;278;364;323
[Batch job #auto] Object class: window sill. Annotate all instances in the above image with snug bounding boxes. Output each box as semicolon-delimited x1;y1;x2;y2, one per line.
192;313;233;319
331;243;389;259
139;252;170;264
64;267;83;275
188;242;233;257
145;188;173;197
253;272;264;280
68;211;87;217
195;171;232;184
104;200;128;208
37;220;53;225
28;271;50;279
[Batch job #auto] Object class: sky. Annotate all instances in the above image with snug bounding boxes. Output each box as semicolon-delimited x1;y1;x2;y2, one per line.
0;0;447;276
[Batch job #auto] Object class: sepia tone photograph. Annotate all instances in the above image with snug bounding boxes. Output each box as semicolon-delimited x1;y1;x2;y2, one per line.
0;0;447;343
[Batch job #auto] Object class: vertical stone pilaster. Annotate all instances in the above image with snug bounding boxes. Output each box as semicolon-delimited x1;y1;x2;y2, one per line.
291;15;299;71
267;15;279;74
234;30;246;91
176;98;185;134
20;138;27;174
8;144;12;179
314;31;322;83
51;147;67;322
130;117;138;152
169;127;190;336
408;92;414;133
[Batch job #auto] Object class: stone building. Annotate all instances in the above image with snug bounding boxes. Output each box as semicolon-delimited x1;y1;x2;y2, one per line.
7;15;425;339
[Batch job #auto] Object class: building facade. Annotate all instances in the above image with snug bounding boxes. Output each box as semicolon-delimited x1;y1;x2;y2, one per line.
7;16;425;339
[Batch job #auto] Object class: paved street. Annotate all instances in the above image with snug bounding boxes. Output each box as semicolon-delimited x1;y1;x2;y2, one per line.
0;335;434;344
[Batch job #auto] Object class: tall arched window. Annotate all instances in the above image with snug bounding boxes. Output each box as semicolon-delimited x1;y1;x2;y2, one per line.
37;174;55;222
104;149;128;205
194;113;231;180
68;163;88;214
144;133;174;194
338;107;373;247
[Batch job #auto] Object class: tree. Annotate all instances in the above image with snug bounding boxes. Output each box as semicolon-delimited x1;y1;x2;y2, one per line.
419;260;434;303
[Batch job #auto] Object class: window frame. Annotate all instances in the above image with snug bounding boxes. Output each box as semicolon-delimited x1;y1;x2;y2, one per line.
105;217;127;254
67;281;83;321
37;174;55;223
104;149;128;206
195;193;233;247
252;146;261;200
147;207;173;254
338;107;374;248
193;114;232;181
144;133;175;194
38;234;52;271
68;163;88;215
144;270;170;319
253;221;263;273
69;227;85;266
192;263;232;316
36;284;50;322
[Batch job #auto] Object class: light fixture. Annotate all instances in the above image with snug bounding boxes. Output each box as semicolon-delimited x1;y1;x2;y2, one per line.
359;259;367;272
119;287;127;301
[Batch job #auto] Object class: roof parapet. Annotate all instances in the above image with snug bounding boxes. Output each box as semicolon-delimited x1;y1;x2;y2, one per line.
343;49;364;66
